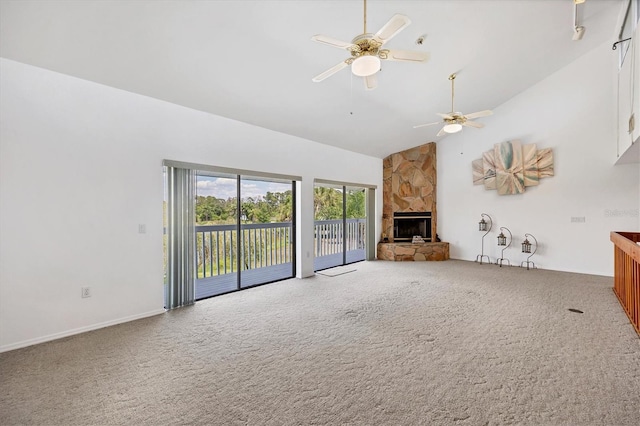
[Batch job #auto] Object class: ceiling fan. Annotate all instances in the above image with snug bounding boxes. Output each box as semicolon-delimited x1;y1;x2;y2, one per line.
311;0;429;90
414;73;493;136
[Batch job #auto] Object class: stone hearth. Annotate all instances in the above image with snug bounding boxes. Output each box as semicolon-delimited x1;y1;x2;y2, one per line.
377;242;449;261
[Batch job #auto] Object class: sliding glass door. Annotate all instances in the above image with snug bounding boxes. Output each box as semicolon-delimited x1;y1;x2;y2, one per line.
194;173;294;299
313;184;367;271
194;174;239;299
239;177;294;288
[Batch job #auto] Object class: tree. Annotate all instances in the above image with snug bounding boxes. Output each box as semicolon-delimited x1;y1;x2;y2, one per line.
346;189;365;218
197;189;295;224
314;186;342;220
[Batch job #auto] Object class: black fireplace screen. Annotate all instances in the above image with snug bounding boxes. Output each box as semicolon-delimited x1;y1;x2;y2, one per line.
393;212;432;242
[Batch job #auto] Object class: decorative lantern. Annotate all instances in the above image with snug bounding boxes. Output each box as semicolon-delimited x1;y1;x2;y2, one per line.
475;213;492;264
520;233;538;270
496;227;512;267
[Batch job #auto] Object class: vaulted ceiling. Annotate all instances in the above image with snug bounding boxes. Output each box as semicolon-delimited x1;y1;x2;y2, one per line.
0;0;626;158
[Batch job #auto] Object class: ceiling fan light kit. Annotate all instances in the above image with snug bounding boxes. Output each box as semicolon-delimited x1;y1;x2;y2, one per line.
351;55;380;77
443;123;463;134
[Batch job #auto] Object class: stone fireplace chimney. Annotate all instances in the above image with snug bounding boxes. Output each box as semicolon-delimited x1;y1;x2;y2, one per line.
379;142;449;261
382;142;437;241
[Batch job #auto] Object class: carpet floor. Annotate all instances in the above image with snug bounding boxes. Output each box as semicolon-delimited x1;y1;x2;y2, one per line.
1;260;639;425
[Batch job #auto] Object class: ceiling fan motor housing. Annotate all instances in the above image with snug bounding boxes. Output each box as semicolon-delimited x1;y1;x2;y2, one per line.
446;113;465;124
349;34;382;58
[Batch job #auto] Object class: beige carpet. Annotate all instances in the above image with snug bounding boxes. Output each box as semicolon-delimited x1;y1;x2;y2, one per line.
1;260;639;425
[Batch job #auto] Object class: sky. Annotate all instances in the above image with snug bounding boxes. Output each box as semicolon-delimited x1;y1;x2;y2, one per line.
196;176;291;200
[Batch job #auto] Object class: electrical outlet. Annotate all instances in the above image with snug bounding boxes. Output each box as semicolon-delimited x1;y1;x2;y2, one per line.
571;216;586;223
138;224;146;234
81;287;91;298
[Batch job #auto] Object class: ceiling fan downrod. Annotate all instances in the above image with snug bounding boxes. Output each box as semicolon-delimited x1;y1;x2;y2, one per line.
363;0;367;34
449;73;456;113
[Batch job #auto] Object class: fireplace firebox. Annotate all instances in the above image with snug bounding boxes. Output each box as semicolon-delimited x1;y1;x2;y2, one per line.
393;212;432;242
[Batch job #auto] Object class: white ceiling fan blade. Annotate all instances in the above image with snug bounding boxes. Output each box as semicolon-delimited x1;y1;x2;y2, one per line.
436;127;447;137
311;34;355;50
363;74;378;91
373;14;411;44
312;61;349;82
464;110;493;120
436;112;454;120
413;121;440;129
382;49;429;63
463;120;485;129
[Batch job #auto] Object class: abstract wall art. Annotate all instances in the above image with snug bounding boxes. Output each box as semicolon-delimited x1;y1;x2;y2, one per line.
472;159;484;185
495;140;524;195
522;143;539;187
482;150;497;190
537;148;555;178
472;141;553;195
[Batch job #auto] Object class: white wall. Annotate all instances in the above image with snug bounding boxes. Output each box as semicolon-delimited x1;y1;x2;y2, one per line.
438;42;640;276
0;58;382;352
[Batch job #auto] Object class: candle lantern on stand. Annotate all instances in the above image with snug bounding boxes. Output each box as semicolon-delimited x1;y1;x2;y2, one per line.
496;227;512;267
520;233;538;270
475;213;492;264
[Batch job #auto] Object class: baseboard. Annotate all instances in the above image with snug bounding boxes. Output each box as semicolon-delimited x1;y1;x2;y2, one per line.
0;308;166;353
449;256;613;277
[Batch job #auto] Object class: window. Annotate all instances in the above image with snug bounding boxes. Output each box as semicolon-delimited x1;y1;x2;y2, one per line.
618;0;639;68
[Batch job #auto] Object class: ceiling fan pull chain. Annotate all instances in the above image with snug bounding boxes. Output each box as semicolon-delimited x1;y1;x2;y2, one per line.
350;72;354;115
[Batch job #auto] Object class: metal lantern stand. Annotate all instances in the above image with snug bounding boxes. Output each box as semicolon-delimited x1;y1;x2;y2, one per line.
520;233;538;270
475;213;492;264
496;226;512;267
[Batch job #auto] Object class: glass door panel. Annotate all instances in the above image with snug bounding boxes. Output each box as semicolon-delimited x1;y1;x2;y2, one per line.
313;184;344;271
194;174;238;299
345;187;366;264
239;178;294;288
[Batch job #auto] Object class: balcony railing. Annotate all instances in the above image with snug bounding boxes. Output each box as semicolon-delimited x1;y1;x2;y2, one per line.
196;222;293;278
611;231;640;336
314;218;366;257
190;219;365;298
313;218;366;270
194;218;366;278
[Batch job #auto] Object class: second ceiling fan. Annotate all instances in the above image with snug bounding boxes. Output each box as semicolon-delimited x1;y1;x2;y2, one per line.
311;0;429;90
414;73;493;136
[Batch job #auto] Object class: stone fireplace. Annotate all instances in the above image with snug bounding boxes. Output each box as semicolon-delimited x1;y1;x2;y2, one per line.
377;142;449;261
